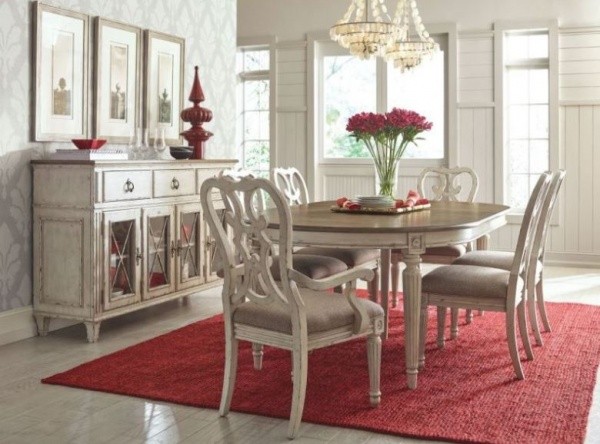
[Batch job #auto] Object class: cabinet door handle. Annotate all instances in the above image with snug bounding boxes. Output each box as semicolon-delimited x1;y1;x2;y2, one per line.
171;177;180;190
136;247;143;265
124;179;135;193
170;240;177;258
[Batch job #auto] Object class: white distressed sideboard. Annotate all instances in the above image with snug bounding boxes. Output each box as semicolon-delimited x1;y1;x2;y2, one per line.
31;158;236;342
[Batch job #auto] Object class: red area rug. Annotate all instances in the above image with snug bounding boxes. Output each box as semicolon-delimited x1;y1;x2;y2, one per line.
43;292;600;443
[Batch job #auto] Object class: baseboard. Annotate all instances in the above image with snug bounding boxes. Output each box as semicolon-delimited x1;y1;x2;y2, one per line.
0;306;79;347
0;306;37;347
545;252;600;268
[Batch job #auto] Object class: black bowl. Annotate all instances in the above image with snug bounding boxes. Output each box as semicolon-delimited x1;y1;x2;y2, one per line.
170;150;193;160
169;146;193;160
169;145;192;152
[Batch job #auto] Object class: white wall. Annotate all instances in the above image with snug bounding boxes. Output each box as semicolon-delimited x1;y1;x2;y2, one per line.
238;0;600;266
0;0;236;315
239;0;600;41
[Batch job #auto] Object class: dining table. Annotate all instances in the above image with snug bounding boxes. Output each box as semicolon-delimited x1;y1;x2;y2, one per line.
264;200;510;389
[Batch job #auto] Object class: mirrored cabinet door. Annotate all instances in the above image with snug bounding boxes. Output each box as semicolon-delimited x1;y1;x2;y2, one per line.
103;209;141;310
204;208;225;283
143;206;176;299
176;203;205;290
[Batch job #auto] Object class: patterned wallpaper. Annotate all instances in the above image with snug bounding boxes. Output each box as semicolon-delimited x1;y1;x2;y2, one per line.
0;0;237;312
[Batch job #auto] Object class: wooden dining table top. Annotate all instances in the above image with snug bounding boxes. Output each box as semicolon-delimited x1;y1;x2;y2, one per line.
265;200;511;233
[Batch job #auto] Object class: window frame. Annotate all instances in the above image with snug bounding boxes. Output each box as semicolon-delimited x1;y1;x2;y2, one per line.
494;21;559;222
236;36;277;178
307;24;457;197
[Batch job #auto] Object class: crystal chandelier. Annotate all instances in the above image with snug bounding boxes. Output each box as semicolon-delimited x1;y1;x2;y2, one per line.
385;0;439;71
330;0;397;60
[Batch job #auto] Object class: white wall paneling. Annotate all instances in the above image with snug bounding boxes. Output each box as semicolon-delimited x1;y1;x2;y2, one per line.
238;1;600;265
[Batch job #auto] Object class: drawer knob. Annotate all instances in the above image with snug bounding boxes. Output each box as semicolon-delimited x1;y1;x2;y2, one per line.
171;177;180;190
124;179;135;193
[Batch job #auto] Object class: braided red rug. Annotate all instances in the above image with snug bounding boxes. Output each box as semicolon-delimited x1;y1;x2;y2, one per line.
43;292;600;443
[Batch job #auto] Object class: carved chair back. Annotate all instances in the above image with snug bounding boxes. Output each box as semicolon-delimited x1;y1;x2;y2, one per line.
532;170;566;262
273;167;310;205
200;172;303;318
508;172;551;305
417;166;479;202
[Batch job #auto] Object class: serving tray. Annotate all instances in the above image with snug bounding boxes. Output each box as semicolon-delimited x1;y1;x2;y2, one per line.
330;203;431;215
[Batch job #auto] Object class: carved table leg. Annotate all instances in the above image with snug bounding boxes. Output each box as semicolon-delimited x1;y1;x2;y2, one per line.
84;322;101;343
379;249;391;340
252;342;264;370
476;233;490;250
35;315;50;337
402;248;423;390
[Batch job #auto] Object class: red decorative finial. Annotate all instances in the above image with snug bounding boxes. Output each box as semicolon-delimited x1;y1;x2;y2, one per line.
180;66;213;159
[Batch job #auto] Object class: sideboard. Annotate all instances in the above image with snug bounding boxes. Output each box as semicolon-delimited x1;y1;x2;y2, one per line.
31;158;237;342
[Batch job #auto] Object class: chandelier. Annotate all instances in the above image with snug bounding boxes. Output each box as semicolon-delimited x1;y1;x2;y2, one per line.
329;0;397;60
330;0;438;71
385;0;439;71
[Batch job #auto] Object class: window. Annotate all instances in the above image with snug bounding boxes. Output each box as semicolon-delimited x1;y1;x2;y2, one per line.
319;35;447;161
503;30;550;210
236;48;270;177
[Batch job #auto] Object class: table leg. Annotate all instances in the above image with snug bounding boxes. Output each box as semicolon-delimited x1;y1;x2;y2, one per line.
402;252;422;390
380;249;390;340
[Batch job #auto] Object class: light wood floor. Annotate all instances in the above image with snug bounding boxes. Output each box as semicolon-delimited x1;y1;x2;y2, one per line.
1;265;599;443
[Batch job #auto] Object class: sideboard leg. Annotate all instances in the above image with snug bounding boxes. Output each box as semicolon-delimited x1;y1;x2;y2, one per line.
84;322;101;343
35;315;50;337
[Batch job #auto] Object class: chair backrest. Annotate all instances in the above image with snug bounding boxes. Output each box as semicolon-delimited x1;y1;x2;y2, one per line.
200;171;301;315
508;172;552;301
418;166;479;202
531;170;566;262
273;167;310;205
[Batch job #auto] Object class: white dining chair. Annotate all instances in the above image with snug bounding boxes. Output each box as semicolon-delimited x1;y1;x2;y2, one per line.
453;170;566;346
221;168;350;284
390;166;480;333
273;167;381;301
201;173;384;439
418;172;552;379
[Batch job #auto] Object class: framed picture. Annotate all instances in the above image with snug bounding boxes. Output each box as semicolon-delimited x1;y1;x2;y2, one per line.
94;18;141;143
33;2;89;141
144;30;185;145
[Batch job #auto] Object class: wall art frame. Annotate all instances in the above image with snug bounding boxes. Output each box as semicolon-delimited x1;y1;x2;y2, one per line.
143;30;185;146
94;18;142;143
33;2;89;142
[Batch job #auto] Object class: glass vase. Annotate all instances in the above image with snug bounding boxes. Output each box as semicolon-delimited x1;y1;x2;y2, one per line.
374;158;400;199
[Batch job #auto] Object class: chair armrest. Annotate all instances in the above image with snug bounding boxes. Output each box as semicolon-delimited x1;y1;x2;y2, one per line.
288;267;374;292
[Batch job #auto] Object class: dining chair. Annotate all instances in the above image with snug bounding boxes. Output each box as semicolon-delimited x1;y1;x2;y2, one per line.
390;166;479;332
273;167;381;301
452;170;566;346
221;168;350;284
418;172;552;380
201;173;384;439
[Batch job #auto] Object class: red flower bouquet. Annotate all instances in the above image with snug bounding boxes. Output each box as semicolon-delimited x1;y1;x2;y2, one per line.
347;108;432;198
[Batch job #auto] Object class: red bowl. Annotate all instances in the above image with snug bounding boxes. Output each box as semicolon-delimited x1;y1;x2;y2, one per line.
71;139;107;150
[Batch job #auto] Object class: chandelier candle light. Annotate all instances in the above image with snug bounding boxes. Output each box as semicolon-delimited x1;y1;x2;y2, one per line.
385;0;439;71
330;0;396;60
346;108;432;198
331;0;438;71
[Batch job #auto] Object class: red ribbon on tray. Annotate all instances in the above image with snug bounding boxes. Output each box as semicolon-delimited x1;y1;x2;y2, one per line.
336;190;429;211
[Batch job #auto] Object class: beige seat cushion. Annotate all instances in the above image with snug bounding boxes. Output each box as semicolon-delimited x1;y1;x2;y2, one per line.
453;251;543;278
297;247;379;267
218;254;348;280
422;265;523;300
272;254;348;280
233;288;384;334
392;244;467;258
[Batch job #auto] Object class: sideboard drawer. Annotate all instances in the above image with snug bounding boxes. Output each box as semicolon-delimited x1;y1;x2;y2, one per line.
103;170;152;202
197;169;220;195
154;169;196;198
